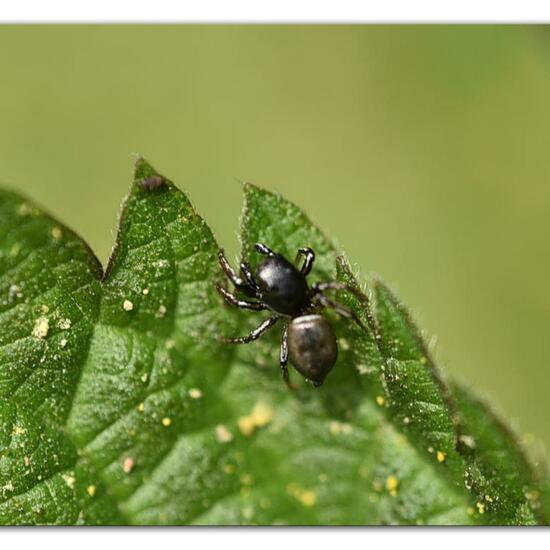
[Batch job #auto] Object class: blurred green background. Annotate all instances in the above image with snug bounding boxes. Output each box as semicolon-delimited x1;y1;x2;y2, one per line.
0;25;548;452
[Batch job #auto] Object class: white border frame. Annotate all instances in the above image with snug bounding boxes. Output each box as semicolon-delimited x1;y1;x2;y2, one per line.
1;2;548;545
1;528;549;549
1;0;550;23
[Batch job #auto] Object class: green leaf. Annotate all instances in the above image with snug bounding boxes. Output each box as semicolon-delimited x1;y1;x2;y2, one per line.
452;383;544;524
366;277;544;524
0;159;546;524
0;189;103;523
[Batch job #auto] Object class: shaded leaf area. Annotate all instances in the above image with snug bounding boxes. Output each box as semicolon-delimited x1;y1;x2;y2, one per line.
452;384;544;524
0;160;546;524
0;191;102;523
334;259;545;525
371;280;544;524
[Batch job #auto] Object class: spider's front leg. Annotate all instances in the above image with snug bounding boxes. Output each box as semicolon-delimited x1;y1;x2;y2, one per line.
254;242;276;256
218;249;256;297
295;247;315;276
239;261;260;293
215;284;266;311
221;315;279;344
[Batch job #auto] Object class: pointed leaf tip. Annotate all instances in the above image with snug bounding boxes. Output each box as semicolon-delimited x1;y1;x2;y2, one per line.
132;157;168;192
133;155;158;180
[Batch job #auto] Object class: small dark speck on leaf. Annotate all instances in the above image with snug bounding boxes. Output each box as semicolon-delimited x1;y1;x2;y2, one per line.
140;175;166;191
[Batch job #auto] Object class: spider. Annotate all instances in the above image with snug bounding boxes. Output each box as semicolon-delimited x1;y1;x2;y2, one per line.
216;243;362;388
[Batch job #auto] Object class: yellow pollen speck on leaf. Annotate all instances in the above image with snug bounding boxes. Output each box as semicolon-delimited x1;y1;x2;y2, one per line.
287;483;317;507
33;317;49;339
476;502;485;514
238;416;256;437
142;288;149;295
339;338;350;351
188;388;203;399
436;451;446;463
250;401;273;425
242;505;254;520
341;422;352;434
386;475;398;496
162;417;171;427
165;339;176;349
17;202;34;216
156;304;167;318
357;364;370;375
223;464;236;474
216;424;233;443
137;403;145;412
87;485;96;497
123;299;134;311
298;490;316;507
62;474;76;489
122;457;136;474
238;401;274;436
240;473;253;485
51;226;63;240
328;420;352;436
329;421;341;435
376;395;385;407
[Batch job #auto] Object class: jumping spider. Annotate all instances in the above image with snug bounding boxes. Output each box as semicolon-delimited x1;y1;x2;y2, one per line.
216;243;362;388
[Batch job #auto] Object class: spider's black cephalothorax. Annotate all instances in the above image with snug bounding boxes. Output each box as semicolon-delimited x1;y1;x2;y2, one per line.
216;243;362;388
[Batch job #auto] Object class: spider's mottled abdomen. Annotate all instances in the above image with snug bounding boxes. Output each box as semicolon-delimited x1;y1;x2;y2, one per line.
256;254;310;316
287;314;338;386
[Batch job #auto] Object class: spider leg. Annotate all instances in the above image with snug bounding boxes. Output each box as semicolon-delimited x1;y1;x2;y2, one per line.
315;293;363;328
240;261;260;293
312;281;368;307
216;284;266;311
279;323;296;390
221;315;279;344
295;247;315;276
312;281;363;297
218;249;256;297
218;249;246;287
254;242;276;256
